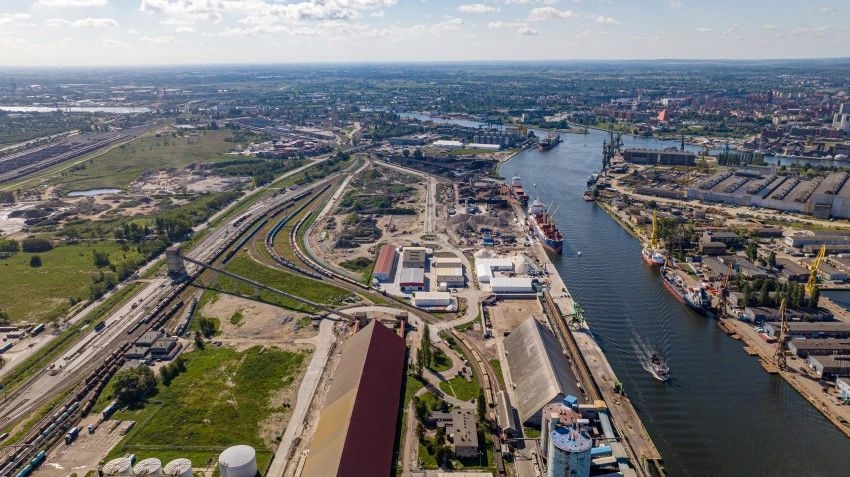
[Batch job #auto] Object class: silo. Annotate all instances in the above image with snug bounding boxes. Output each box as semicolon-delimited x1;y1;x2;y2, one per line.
163;458;193;477
218;445;257;477
133;458;162;476
102;457;133;476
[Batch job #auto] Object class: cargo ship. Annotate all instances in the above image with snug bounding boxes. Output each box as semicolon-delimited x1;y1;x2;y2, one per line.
528;198;564;254
661;266;713;316
539;131;561;151
510;176;529;205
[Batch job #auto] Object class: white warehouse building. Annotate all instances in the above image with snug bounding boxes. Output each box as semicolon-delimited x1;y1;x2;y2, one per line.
490;276;535;294
412;291;454;308
475;257;515;283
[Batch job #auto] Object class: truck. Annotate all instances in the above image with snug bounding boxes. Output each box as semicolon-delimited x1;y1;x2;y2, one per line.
0;342;13;354
65;427;80;444
29;323;45;336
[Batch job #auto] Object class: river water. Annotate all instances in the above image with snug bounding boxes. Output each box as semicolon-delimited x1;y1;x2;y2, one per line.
497;129;850;476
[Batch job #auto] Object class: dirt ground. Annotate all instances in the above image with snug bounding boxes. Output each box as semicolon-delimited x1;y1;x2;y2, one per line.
488;298;544;333
35;415;129;477
200;294;317;348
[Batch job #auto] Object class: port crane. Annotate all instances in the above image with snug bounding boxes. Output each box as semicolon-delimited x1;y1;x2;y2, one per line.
718;268;733;318
649;210;659;251
805;244;826;300
601;125;623;171
773;298;789;370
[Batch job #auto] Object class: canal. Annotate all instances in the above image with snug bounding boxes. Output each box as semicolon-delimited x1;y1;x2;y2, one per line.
498;128;850;476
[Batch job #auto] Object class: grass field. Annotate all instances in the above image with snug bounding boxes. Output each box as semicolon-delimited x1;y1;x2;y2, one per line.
428;347;452;373
103;346;306;473
47;130;239;192
213;253;351;312
438;376;479;402
0;242;143;322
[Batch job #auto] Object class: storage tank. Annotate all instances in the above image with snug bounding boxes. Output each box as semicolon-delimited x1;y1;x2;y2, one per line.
163;458;193;477
218;445;256;477
102;457;133;476
133;458;162;476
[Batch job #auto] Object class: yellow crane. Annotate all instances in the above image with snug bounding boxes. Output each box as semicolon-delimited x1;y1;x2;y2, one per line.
649;210;659;250
805;244;826;298
774;298;789;369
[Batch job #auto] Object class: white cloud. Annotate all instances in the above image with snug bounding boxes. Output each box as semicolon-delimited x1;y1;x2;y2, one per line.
668;0;682;7
695;27;713;33
141;35;177;43
459;3;499;13
592;15;621;25
528;7;575;21
35;0;108;7
140;0;397;23
0;13;30;24
517;26;539;35
71;17;118;28
505;0;558;4
175;26;194;32
762;24;776;30
488;21;528;28
44;18;71;26
818;7;837;13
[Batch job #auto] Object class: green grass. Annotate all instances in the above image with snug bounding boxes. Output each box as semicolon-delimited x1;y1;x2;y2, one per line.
104;346;307;472
438;376;480;402
229;311;244;325
418;442;439;469
212;254;350;312
428;347;452;373
0;242;143;322
488;359;506;389
523;426;541;439
403;375;427;409
447;148;498;156
339;256;372;272
47;130;239;192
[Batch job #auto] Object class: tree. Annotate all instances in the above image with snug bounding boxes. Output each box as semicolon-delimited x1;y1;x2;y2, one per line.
402;148;410;158
30;255;42;267
767;251;777;269
22;237;52;253
113;366;157;406
746;240;758;262
0;239;19;254
92;250;110;268
0;308;8;326
758;281;770;307
421;324;431;371
413;149;424;160
810;285;821;308
193;331;205;350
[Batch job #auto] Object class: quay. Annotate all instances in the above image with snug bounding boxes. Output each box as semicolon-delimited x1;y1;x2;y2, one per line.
510;200;666;477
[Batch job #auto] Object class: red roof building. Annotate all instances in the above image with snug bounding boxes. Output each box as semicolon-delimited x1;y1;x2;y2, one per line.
373;244;398;282
301;321;406;477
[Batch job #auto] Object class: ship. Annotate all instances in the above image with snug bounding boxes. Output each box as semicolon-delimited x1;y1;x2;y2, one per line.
586;173;599;187
539;131;561;151
527;198;564;254
648;352;670;382
642;210;665;266
583;189;595;201
661;266;713;316
510;176;529;205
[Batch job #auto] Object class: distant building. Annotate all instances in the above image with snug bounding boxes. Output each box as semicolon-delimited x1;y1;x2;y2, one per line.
373;244;398;282
701;231;743;249
833;103;850;134
622;148;696;166
150;337;180;360
698;241;727;256
837;377;850;401
776;258;809;282
784;232;850;248
475;257;514;283
503;317;582;424
301;321;405;477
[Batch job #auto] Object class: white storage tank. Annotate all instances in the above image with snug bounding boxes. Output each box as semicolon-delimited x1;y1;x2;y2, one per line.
133;458;162;476
102;457;133;476
218;445;257;477
163;458;193;477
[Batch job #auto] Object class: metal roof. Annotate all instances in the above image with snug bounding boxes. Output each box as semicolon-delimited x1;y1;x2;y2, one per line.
302;321;406;477
399;267;425;284
503;316;581;423
373;244;397;276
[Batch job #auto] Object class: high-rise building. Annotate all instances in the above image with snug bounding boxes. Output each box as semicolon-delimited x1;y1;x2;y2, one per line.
834;103;850;134
541;397;592;477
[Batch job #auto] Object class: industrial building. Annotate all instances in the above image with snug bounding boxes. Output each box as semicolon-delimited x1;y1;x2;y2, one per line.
784;231;850;248
402;247;428;268
746;307;833;324
434;264;465;288
475;257;514;283
399;267;425;291
412;291;454;309
788;339;850;358
838;377;850;401
448;408;480;458
373;244;398;282
622;148;696;166
503;317;582;424
763;321;850;339
495;390;519;436
489;276;535;294
776;258;810;282
541;398;593;477
302;321;405;477
806;355;850;379
218;445;257;477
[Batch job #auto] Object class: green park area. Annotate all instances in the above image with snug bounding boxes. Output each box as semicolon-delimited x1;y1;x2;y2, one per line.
100;346;307;473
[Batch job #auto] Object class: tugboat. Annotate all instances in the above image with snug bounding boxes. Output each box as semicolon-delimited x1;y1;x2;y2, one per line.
649;352;670;382
527;198;564;254
641;211;665;266
539;131;562;150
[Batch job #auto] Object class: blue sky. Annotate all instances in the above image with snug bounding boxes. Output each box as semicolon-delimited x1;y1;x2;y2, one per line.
0;0;845;66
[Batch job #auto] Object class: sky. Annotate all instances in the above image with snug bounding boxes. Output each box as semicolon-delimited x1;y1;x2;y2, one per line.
0;0;846;66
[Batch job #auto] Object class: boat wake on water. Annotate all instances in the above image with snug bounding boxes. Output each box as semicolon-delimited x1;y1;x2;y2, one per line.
632;331;670;382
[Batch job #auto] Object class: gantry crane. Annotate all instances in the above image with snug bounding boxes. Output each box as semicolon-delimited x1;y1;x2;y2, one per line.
774;298;789;370
805;244;827;299
718;268;733;318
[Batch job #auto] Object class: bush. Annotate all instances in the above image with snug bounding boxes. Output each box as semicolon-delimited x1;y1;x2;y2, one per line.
30;255;42;267
21;237;53;253
113;366;158;406
0;239;19;254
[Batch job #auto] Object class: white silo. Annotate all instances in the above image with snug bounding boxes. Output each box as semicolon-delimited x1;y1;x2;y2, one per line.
102;457;134;476
163;458;193;477
218;445;257;477
133;458;162;476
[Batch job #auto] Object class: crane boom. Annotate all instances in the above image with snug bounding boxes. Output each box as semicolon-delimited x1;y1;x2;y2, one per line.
649;210;659;250
805;244;826;297
774;298;789;369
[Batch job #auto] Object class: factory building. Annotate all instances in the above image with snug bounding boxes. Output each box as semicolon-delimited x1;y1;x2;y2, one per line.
218;445;256;477
806;355;850;379
448;408;480;458
496;390;519;436
475;257;514;283
763;321;850;339
373;244;398;282
503;317;583;424
776;258;809;282
622;148;696;166
402;247;428;268
489;276;535;294
541;398;593;477
784;231;850;248
412;291;454;309
434;265;465;288
302;321;405;477
399;267;425;291
838;377;850;401
788;339;850;358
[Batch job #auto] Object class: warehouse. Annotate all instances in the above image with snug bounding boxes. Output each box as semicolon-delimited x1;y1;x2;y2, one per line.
399;267;425;291
496;390;519;436
412;291;454;309
776;258;809;282
489;276;535;294
402;247;428;268
806;354;850;379
434;265;465;288
788;339;850;358
817;262;848;281
373;244;398;282
503;317;582;424
764;321;850;339
302;321;406;477
475;257;514;283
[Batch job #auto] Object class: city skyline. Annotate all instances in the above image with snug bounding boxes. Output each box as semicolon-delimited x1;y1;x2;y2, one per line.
0;0;846;66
